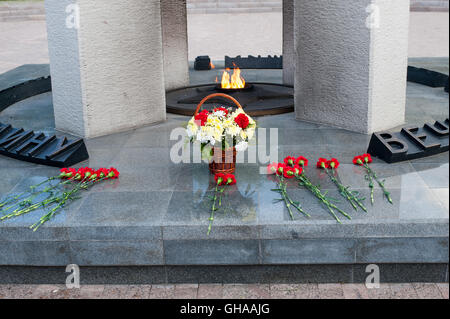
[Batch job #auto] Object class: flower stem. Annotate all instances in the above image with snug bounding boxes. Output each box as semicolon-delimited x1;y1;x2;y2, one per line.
0;176;60;210
326;169;367;212
297;174;351;223
364;164;393;204
273;175;310;220
207;183;219;236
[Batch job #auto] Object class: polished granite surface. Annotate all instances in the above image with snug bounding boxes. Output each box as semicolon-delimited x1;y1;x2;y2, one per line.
0;78;448;266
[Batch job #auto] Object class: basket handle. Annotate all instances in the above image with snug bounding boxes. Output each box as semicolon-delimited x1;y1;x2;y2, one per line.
194;93;243;116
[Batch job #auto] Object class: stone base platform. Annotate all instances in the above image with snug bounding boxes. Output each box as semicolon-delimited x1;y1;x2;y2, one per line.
0;61;448;285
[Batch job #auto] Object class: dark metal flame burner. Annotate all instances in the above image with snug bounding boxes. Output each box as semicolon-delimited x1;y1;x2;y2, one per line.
166;82;294;116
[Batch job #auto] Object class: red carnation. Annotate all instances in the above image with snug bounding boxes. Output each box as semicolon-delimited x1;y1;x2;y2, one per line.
59;168;75;179
296;156;309;167
353;156;364;166
316;158;328;169
214;173;226;186
195;110;209;126
276;163;286;176
96;168;109;179
284;156;296;167
234;113;250;129
267;162;278;175
283;166;296;179
327;158;340;169
361;153;372;164
107;167;120;179
293;164;303;176
224;174;237;185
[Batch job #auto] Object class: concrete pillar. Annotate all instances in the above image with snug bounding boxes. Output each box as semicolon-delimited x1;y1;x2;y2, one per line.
282;0;294;86
294;0;410;133
161;0;190;91
45;0;166;138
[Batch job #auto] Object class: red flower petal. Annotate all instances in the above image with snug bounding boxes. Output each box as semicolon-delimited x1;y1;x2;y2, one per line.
296;156;309;167
327;158;340;169
234;113;250;129
283;156;296;167
316;158;328;169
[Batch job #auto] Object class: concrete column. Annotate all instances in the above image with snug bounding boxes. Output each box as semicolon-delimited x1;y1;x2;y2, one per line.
161;0;190;91
45;0;166;138
282;0;294;86
294;0;410;133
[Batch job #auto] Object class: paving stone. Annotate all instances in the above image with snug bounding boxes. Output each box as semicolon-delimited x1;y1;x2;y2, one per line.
78;285;105;299
198;284;224;299
389;283;419;299
366;284;394;299
269;284;299;291
342;284;370;299
294;284;320;299
174;286;198;299
318;284;344;299
436;283;449;299
270;289;299;299
0;284;35;299
31;284;69;299
149;285;175;299
222;284;270;299
122;285;152;299
413;283;445;299
100;285;130;299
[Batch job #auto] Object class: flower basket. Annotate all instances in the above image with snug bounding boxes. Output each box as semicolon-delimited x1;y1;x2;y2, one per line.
209;146;237;174
189;93;254;175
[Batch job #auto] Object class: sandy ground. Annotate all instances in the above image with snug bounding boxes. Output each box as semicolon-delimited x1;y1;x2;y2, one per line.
0;11;448;74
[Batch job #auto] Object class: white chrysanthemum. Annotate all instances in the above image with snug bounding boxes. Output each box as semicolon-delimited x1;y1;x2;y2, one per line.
213;110;226;118
246;127;255;140
186;123;198;138
240;130;247;140
235;141;248;152
226;124;241;137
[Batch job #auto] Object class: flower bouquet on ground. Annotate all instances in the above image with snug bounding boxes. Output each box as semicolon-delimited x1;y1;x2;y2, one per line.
268;156;352;223
207;173;236;235
0;167;120;231
353;153;393;204
267;160;311;220
186;93;256;174
317;157;367;212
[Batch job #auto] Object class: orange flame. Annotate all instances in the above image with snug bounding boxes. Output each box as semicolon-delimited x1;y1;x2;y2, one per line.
220;66;245;89
210;61;215;69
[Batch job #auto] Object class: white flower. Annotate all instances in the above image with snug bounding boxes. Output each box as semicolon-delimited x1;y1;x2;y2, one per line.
186;123;198;138
246;128;255;140
213;110;226;118
235;141;248;152
226;125;241;137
